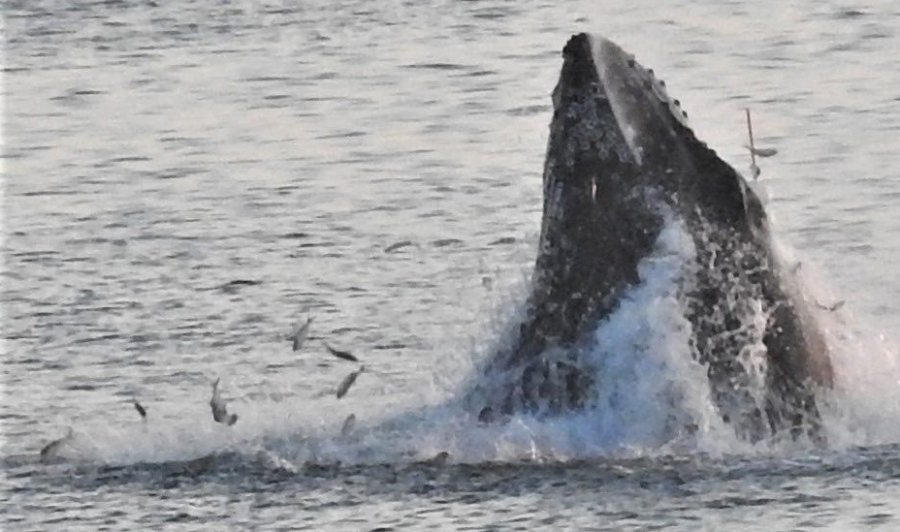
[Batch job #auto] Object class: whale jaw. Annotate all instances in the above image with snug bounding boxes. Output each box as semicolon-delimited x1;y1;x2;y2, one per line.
469;34;832;442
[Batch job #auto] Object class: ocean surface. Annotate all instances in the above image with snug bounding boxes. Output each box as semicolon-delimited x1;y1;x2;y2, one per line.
2;0;900;530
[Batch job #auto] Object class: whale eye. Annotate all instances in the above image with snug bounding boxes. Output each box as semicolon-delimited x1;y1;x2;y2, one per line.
627;58;635;67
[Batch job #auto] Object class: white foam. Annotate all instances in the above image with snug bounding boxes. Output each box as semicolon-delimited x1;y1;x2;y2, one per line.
788;255;900;448
581;219;733;450
56;219;900;468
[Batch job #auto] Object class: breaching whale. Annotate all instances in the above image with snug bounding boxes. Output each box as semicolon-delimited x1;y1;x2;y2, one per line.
470;34;834;441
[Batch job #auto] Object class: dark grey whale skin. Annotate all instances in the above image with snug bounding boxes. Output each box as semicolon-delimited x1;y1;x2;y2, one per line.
471;34;833;441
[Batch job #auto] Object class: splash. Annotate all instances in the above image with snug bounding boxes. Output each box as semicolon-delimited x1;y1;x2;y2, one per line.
44;217;900;471
801;264;900;448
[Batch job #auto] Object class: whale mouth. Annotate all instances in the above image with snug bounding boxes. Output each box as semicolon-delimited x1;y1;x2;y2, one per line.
470;34;686;419
469;34;831;442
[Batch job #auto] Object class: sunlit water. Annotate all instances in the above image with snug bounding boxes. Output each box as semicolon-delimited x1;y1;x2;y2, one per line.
3;0;900;530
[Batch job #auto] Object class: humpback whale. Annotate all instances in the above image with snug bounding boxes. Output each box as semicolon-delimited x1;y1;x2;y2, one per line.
471;34;833;441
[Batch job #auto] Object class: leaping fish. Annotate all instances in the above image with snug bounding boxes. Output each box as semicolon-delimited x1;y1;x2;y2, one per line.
133;399;148;420
288;316;314;352
39;427;74;463
210;378;238;426
744;145;779;158
816;300;846;312
324;343;360;363
744;108;777;179
384;240;414;253
336;366;365;399
341;413;357;436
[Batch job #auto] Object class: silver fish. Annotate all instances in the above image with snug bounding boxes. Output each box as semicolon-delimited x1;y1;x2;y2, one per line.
133;399;148;420
816;300;845;312
341;413;357;436
325;343;359;363
384;240;414;253
745;145;779;158
210;378;238;426
289;316;313;352
336;366;365;399
39;427;74;463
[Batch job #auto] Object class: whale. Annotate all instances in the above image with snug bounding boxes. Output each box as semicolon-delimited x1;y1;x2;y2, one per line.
469;33;834;442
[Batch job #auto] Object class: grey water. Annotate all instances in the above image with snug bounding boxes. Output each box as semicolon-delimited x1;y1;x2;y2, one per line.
3;0;900;530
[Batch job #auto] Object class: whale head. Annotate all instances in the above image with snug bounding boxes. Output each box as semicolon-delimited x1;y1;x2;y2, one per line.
470;34;828;442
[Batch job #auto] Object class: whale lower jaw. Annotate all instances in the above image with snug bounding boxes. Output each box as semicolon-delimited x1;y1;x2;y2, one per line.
469;34;832;442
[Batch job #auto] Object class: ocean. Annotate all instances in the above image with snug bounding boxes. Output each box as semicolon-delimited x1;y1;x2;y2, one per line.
3;0;900;530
